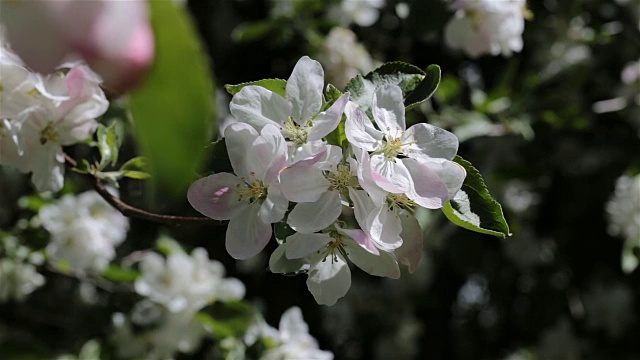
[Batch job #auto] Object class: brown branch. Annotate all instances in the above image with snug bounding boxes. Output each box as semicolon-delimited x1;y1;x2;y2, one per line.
64;153;225;227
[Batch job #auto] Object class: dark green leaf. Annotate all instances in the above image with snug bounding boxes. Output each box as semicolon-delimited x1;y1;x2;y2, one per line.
442;156;511;238
324;83;343;103
225;78;287;98
344;62;440;114
129;1;214;198
196;301;256;340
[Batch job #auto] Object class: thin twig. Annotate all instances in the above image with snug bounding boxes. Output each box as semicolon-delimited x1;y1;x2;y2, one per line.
63;153;225;227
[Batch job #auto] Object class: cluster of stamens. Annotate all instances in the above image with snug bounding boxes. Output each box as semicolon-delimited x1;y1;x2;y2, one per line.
386;193;416;213
318;230;348;264
39;123;60;145
235;172;267;203
376;127;416;159
325;164;358;192
283;116;311;145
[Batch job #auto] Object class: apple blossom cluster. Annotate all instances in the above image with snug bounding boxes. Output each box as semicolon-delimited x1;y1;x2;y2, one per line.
112;245;245;359
38;191;129;273
329;0;386;27
0;39;109;193
188;56;466;305
244;307;333;360
444;0;527;58
0;258;45;303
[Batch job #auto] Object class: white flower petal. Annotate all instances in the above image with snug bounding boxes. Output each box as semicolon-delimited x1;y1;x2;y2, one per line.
345;237;400;279
421;158;467;199
259;184;289;223
348;188;376;230
344;101;383;151
229;85;292;131
369;155;412;193
287;190;342;234
285;233;333;259
365;205;403;251
257;124;288;184
269;244;309;274
289;141;328;167
307;253;351;306
30;146;65;192
406;123;459;161
395;210;423;274
351;147;387;205
307;93;349;141
187;173;246;220
372;85;406;133
402;158;449;209
225;122;260;179
226;203;272;260
336;226;379;255
286;57;324;126
280;165;330;203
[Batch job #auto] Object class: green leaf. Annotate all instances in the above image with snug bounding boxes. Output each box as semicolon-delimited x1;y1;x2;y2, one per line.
324;83;343;103
128;1;214;198
120;156;151;179
101;265;140;282
232;20;276;42
442;156;511;238
344;62;441;114
95;123;120;169
225;78;287;98
196;301;256;340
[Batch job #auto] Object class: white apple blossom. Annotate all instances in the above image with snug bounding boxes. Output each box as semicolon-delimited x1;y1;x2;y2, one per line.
39;191;129;273
317;27;375;89
229;56;349;151
345;84;466;209
444;0;527;58
0;259;45;303
188;122;289;260
245;307;333;360
330;0;386;27
134;247;245;313
0;0;154;92
606;174;640;273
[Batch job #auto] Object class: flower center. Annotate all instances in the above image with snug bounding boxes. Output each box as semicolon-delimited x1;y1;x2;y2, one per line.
283;117;310;146
40;122;60;145
325;164;358;192
377;127;415;159
236;172;267;203
319;230;348;263
386;193;416;212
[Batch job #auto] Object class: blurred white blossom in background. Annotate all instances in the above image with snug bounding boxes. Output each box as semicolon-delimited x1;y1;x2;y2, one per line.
330;0;385;27
606;174;640;273
317;27;375;89
39;191;129;273
245;306;333;360
0;259;45;303
444;0;527;57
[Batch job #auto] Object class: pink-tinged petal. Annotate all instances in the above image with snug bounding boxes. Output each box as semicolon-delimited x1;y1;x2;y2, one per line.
307;93;349;141
289;141;328;167
280;165;330;203
420;158;467;199
287;190;342;233
187;173;246;220
405;123;459;160
344;237;400;279
268;244;309;274
286;56;324;125
258;124;288;184
345;101;383;151
307;252;351;306
402;158;449;209
351;148;386;205
230;85;292;131
369;154;412;193
226;203;272;260
285;233;333;259
337;227;379;255
225;122;259;179
395;210;423;274
372;85;406;133
365;205;403;251
259;183;288;224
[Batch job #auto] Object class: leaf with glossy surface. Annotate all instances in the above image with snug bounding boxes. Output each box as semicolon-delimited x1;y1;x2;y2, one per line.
442;156;511;238
128;1;214;198
225;78;287;97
